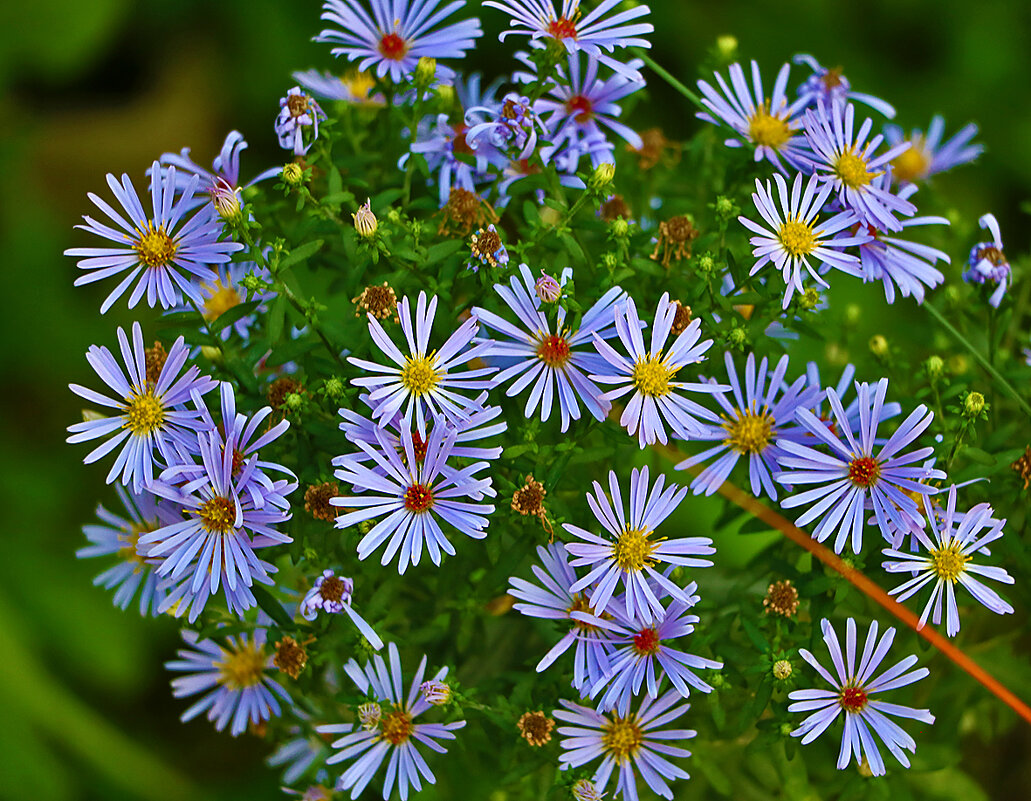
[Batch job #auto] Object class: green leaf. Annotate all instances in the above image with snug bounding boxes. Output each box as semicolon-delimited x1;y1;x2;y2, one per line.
267;295;287;345
207;300;261;334
740;617;769;651
278;239;325;272
251;586;294;629
424;239;464;266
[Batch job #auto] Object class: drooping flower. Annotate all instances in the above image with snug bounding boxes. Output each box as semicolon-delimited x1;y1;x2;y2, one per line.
276;87;327;155
696;61;811;172
299;570;384;648
65;163;243;313
465;92;544;161
676;352;819;501
565;467;715;625
776;378;944;553
802;100;915;232
884;115;983;184
472;264;626;432
788;618;935;776
166;628;291;736
792;54;895;118
292;67;383;105
315;0;482;83
332;425;496;573
738;172;866;308
963;213;1011;308
484;0;653;80
882;486;1014;636
77;485;175;616
317;642;466;800
67;322;216;491
468;224;510;270
554;690;696;800
508;543;616;692
348;291;496;435
590;293;726;447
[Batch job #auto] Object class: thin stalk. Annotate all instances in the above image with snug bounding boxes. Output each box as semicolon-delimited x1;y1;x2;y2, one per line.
637;52;705;111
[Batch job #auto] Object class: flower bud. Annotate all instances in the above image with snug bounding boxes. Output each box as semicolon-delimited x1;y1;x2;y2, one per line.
590;162;615;190
572;780;604;801
200;345;223;363
844;303;861;324
282;162;305;187
353;198;378;238
713;195;735;220
436;84;456;107
357;702;382;730
610;217;629;238
726;326;747;348
415;56;437;87
696;252;716;276
212;179;243;223
868;334;889;357
799;287;820;310
924;355;945;382
323;376;345;399
284;391;304;411
772;660;793;680
419;680;450;706
716;35;738;61
534;272;561;303
963;391;986;418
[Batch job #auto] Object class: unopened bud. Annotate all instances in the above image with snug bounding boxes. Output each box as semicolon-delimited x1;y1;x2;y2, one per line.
285;391;304;411
324;376;345;398
590;162;615;190
282;163;304;187
716;35;738;61
212;179;243;223
535;272;561;303
436;84;456;108
844;303;861;324
696;252;716;276
353;199;378;238
799;287;820;310
610;217;629;238
726;326;747;348
714;195;735;219
924;355;945;382
415;57;437;87
200;345;223;363
772;660;792;680
419;680;450;706
868;334;889;357
963;391;986;418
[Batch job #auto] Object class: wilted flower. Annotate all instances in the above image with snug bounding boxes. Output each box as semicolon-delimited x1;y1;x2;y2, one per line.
352;198;378;237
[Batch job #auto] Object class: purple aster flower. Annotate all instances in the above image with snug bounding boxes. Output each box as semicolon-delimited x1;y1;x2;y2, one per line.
739;172;866;308
775;378;943;553
276;87;327;155
465;92;544;161
676;352;819;501
77;485;176;616
484;0;653;81
696;61;811;173
332;425;496;573
468;223;510;270
67;322;216;491
854;175;948;304
166;628;290;736
65;163;243;313
138;419;297;622
792;54;896;118
317;642;466;800
565;467;715;625
299;569;384;648
963;213;1011;308
803;362;901;437
419;680;451;706
348;291;496;436
472;264;626;433
508;543;616;692
292;68;384;105
576;589;722;716
802;100;916;232
268;728;331;786
788;618;935;776
315;0;482;83
591;293;726;447
554;690;696;800
882;486;1014;636
884;115;983;184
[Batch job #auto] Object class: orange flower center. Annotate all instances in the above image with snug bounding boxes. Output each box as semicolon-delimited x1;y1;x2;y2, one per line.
839;685;868;713
546;16;578;40
536;334;572;367
847;456;880;488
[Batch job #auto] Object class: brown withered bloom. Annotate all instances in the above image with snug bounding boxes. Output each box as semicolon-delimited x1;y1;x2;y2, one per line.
353;282;398;321
273;636;309;679
763;580;799;617
670;301;693;336
1012;446;1031;490
145;341;168;385
512;475;553;537
438;187;498;235
305;482;339;521
599;194;632;222
628;127;681;170
517;711;555;746
651;215;699;268
267;376;304;411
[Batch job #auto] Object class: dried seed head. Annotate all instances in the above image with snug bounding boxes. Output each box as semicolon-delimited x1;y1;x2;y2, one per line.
628;127;680;170
267;377;304;411
438;187;498;236
144;340;167;385
670;301;693;336
599;194;632;222
304;482;339;522
517;711;555;746
763;580;799;617
353;282;399;321
650;215;699;268
512;476;546;517
1012;446;1031;490
273;636;308;679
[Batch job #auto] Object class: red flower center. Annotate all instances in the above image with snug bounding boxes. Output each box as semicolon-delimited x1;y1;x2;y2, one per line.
632;627;661;656
411;431;428;463
566;95;593;123
839;685;868;713
546;16;578;40
847;456;881;488
379;32;408;61
536;334;571;367
404;483;434;512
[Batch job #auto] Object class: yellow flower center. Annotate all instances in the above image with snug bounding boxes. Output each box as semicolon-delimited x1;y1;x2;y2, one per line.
724;409;774;454
343;69;376;100
835;150;875;189
613;527;658;572
748;104;792;149
380;708;414;745
567;594;610;631
117;523;152;569
632;356;674;397
123;390;166;435
217;639;267;690
133;221;178;268
930;542;969;582
202;278;243;321
778;219;817;258
401;355;440;396
891;141;931;183
602;717;643;760
198;496;236;534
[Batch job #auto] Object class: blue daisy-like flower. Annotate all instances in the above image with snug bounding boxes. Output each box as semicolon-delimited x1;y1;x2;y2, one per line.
332;425;496;573
276;87;328;156
317;642;466;800
348;291;496;435
676;352;819;501
802;99;915;232
696;60;811;173
963;212;1011;308
315;0;482;83
508;543;616;693
299;570;384;648
565;467;715;625
166;627;291;736
554;689;696;800
792;54;896;118
738;172;866;308
882;485;1014;637
884;115;983;184
788;618;935;776
465;92;544;162
591;292;726;448
472;263;626;433
77;485;175;616
775;378;943;553
292;67;384;105
67;322;217;492
65;163;244;313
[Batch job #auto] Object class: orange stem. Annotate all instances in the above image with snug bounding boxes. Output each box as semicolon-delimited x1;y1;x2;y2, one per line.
653;441;1031;727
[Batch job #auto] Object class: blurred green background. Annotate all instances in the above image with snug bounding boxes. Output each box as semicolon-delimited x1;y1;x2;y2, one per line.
1;0;1029;799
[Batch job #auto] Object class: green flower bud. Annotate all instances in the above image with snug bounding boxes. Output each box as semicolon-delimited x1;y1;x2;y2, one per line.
716;35;738;61
324;377;345;399
696;252;717;276
353;198;378;238
799;287;820;310
868;334;889;357
713;195;736;220
924;355;945;382
726;326;747;348
590;162;615;191
610;217;629;238
844;303;861;324
415;56;437;87
963;391;987;418
284;392;304;411
772;660;792;680
282;163;305;187
600;252;619;269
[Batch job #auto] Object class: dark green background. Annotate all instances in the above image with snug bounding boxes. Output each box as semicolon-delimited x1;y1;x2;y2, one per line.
1;0;1028;799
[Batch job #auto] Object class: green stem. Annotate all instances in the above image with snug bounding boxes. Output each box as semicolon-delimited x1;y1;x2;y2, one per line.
637;52;705;111
925;302;1031;417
